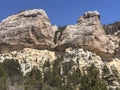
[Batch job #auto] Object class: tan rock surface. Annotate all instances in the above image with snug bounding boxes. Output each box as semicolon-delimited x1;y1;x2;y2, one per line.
55;11;113;58
0;9;120;89
0;48;56;75
0;9;55;53
0;9;120;74
64;48;104;69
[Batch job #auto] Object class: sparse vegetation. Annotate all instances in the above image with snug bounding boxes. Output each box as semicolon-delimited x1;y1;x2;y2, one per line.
0;58;119;90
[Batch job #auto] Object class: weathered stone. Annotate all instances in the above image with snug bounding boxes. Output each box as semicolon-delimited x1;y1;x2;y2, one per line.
64;48;104;69
55;11;112;58
0;9;55;53
0;9;120;89
0;48;56;75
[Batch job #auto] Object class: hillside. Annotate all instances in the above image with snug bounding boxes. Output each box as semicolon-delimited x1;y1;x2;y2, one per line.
0;9;120;90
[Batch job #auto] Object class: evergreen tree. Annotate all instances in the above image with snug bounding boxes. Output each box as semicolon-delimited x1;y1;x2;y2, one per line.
24;67;42;90
0;63;8;90
50;58;62;89
71;68;82;88
79;64;107;90
43;60;52;85
2;59;22;77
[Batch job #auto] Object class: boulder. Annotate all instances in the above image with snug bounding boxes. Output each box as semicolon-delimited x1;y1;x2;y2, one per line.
0;9;55;53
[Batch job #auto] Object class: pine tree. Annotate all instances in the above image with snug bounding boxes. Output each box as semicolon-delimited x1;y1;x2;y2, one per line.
79;64;107;90
0;63;8;90
24;67;42;90
50;58;62;89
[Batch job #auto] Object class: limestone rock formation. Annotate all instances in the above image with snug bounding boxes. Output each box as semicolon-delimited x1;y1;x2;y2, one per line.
106;35;120;58
55;11;110;57
0;47;119;89
63;48;104;69
0;48;56;75
0;9;55;53
0;8;120;78
0;47;109;75
0;9;119;59
0;9;119;89
104;22;120;58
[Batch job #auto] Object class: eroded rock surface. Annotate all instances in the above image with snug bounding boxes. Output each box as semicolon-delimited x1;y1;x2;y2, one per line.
63;48;104;69
0;48;56;75
0;9;120;89
0;10;119;59
0;9;120;71
55;11;110;57
0;9;55;53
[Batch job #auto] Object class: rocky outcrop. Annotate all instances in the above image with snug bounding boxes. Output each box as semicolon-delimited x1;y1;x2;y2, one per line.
55;11;115;59
106;35;120;58
103;22;120;58
0;9;55;53
0;9;119;59
0;47;103;75
63;48;104;69
0;9;119;68
0;48;56;75
0;9;120;89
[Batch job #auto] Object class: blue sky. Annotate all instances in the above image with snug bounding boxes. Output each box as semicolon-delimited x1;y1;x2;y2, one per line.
0;0;120;26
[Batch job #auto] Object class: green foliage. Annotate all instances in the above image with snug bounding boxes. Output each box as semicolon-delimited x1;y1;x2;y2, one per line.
30;67;42;80
0;59;24;90
42;84;59;90
79;64;107;90
0;57;119;90
63;60;74;76
0;63;8;90
43;67;52;85
2;59;22;77
102;64;111;76
50;59;61;88
0;63;6;77
54;25;66;44
24;67;43;90
43;58;62;89
71;68;82;87
44;60;50;67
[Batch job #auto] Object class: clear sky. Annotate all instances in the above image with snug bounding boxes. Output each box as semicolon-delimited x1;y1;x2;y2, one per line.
0;0;120;26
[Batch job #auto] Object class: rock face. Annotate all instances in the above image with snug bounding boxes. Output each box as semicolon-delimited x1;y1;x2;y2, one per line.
0;9;120;89
0;10;119;59
104;22;120;58
0;9;120;71
0;9;55;53
106;35;120;58
64;48;104;69
0;48;56;75
55;11;112;58
0;47;104;76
